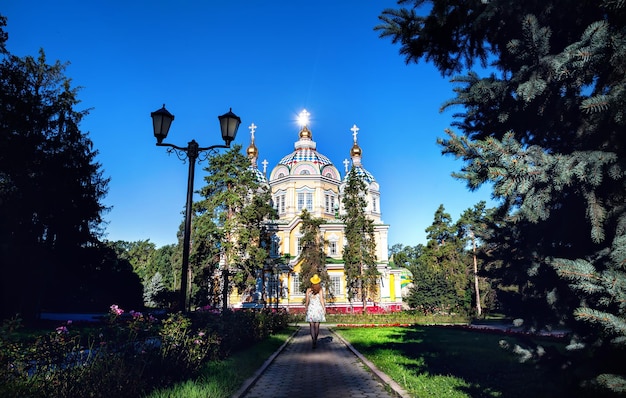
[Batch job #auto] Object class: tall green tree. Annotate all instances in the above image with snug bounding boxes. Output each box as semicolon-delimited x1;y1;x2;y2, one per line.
408;205;470;314
297;209;329;293
456;201;497;317
194;146;275;312
0;19;110;320
378;0;626;392
341;168;379;313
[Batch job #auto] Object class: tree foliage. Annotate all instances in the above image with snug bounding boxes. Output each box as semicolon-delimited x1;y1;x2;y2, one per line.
0;17;123;320
297;209;329;293
341;168;379;311
194;146;276;311
377;0;626;392
407;205;471;314
456;201;498;317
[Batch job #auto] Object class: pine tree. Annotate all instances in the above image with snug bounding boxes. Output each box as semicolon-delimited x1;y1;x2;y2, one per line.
409;205;470;314
456;201;496;317
378;0;626;392
297;209;329;293
341;168;379;313
144;272;164;308
194;145;275;311
0;36;109;319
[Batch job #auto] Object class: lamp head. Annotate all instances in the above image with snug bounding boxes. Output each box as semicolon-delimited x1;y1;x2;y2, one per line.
218;108;241;146
151;105;175;144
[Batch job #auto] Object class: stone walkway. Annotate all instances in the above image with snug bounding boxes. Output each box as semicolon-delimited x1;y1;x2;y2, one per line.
232;324;409;398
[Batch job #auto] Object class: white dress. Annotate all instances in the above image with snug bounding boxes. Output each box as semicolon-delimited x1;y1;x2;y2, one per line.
306;291;326;322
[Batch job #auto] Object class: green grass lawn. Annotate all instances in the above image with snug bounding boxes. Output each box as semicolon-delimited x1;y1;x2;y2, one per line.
145;326;297;398
334;325;590;398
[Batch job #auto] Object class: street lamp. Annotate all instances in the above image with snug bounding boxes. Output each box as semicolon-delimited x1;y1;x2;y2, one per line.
151;104;241;313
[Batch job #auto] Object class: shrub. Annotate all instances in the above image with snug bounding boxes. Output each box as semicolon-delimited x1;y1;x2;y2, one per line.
0;305;291;398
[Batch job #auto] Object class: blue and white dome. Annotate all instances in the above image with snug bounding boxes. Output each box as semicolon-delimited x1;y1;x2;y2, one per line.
249;166;268;184
274;125;338;177
350;165;375;183
278;147;334;170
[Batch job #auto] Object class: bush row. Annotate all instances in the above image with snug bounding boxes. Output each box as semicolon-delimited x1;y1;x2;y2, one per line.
0;305;292;398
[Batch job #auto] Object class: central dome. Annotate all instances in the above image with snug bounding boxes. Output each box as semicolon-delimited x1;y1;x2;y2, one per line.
277;124;335;172
270;120;340;182
278;147;333;169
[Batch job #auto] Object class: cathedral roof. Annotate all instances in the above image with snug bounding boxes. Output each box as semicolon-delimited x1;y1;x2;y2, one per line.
276;111;336;174
250;166;268;184
350;165;375;183
278;148;334;170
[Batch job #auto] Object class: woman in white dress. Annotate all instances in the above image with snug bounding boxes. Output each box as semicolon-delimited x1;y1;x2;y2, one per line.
305;274;326;348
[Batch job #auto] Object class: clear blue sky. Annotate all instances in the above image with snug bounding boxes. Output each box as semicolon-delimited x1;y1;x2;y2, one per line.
4;1;496;249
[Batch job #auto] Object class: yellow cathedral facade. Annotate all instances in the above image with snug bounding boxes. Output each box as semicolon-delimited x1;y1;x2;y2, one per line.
231;110;404;313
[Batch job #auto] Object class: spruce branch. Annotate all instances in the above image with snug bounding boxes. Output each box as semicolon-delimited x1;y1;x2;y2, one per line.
574;307;626;338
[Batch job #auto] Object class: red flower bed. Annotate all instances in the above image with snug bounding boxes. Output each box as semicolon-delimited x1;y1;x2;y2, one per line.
335;323;412;328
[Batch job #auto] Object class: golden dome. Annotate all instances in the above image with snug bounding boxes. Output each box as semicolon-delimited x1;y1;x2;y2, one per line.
247;142;258;158
350;142;362;157
299;126;312;140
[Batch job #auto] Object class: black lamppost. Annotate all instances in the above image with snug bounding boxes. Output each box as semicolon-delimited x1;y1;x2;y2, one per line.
151;104;241;313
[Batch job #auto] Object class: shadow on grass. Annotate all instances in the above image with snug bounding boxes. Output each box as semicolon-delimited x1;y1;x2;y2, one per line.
339;325;605;398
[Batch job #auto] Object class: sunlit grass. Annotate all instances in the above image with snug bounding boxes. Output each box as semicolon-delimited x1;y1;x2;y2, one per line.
334;326;584;398
146;327;296;398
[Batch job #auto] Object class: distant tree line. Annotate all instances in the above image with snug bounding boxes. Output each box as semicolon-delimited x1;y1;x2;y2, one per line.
390;202;497;317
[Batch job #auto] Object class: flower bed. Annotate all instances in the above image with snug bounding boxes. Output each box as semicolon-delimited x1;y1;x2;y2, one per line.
335;323;412;328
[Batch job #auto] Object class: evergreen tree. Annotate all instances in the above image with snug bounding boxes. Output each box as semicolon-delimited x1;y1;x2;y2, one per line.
194;145;275;312
297;209;329;293
456;201;497;317
143;272;164;308
0;20;110;320
378;0;626;392
341;168;379;313
390;243;424;272
409;205;470;314
149;244;177;294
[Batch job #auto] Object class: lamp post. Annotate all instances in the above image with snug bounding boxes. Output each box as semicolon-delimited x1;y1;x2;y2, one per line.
151;104;241;313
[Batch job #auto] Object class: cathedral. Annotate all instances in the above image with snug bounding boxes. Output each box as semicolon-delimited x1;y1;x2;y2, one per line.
231;110;405;312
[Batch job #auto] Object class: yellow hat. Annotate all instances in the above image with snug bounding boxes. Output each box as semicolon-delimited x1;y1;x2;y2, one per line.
310;274;321;284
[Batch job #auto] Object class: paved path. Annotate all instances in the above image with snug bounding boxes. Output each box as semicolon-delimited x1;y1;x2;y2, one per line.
233;324;409;398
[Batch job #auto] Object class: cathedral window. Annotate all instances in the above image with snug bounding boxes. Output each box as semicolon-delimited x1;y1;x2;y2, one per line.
329;241;337;256
328;275;341;295
293;274;301;294
270;237;279;257
297;189;314;212
324;192;337;214
274;193;286;214
296;237;303;255
297;193;304;211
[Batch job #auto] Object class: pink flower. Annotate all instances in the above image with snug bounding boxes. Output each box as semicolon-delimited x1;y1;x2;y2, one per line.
56;326;68;334
110;304;124;316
